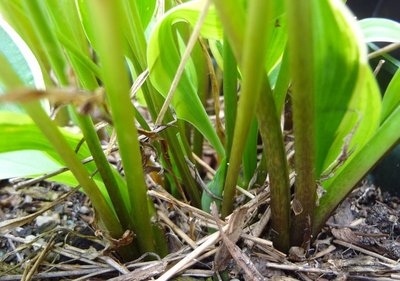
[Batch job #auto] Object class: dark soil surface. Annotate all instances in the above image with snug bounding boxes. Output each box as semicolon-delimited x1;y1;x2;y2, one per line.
1;179;400;281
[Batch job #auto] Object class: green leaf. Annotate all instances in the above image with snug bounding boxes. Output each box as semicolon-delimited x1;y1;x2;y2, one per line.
381;69;400;123
322;66;381;185
359;18;400;43
147;0;224;157
0;150;59;179
201;158;227;213
137;0;156;30
0;112;91;164
75;0;99;52
0;16;46;112
313;0;366;175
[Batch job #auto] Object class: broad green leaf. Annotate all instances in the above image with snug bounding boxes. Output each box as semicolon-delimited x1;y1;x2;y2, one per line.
0;112;91;163
381;69;400;123
0;111;120;208
359;18;400;43
322;66;381;186
147;0;224;157
0;150;59;179
313;0;366;175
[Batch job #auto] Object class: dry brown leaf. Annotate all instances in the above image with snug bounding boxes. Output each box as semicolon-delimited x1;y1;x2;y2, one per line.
331;228;361;244
214;205;249;271
109;261;167;281
211;203;266;281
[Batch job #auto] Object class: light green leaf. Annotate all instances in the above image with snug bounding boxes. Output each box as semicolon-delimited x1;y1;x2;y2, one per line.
0;150;60;179
0;112;91;165
75;0;98;52
359;18;400;43
322;66;381;185
313;0;367;175
381;69;400;123
147;0;224;157
137;0;156;30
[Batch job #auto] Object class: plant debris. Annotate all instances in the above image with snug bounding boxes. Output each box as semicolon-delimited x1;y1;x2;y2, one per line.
1;180;400;280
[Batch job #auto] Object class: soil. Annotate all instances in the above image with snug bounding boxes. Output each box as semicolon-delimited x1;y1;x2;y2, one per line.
0;179;400;281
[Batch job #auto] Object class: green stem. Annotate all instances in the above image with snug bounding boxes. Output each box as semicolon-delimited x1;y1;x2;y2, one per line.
87;0;155;254
313;106;400;236
256;88;291;252
213;0;291;250
285;0;316;246
223;38;238;157
73;112;132;229
25;103;124;238
221;0;274;216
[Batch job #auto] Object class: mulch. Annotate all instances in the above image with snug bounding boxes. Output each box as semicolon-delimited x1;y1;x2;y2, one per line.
1;178;400;281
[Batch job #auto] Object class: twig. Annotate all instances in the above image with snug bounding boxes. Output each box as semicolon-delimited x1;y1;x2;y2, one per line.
0;188;78;233
0;268;113;281
333;240;398;265
244;207;271;248
185;157;222;201
368;42;400;59
155;224;227;281
148;189;224;225
22;235;56;281
157;211;197;249
192;152;255;199
6;238;23;263
241;234;273;248
108;261;167;281
155;0;211;126
130;69;149;99
373;59;386;76
264;262;340;275
98;256;129;275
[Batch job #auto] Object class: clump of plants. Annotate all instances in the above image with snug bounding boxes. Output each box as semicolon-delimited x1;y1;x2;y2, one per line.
0;0;399;259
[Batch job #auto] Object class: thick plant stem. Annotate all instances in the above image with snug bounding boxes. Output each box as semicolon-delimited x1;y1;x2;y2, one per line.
256;84;291;252
213;1;291;251
313;106;400;236
285;0;317;247
87;0;155;254
221;0;274;217
73;113;132;228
